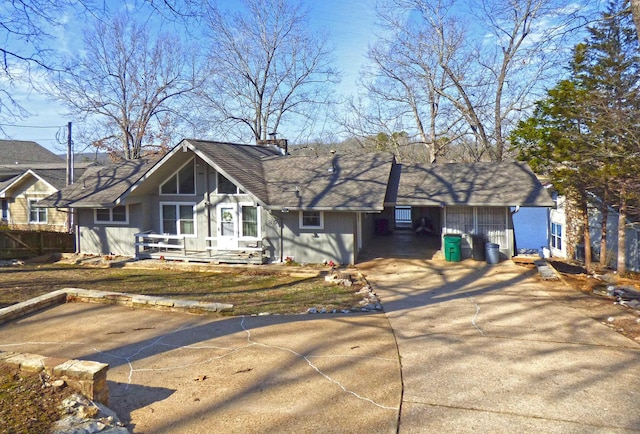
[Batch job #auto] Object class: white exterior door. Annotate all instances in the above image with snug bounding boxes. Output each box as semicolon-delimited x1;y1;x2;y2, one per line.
217;204;238;250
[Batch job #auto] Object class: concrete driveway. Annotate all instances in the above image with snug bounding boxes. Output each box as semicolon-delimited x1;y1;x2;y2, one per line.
0;302;401;433
358;257;640;432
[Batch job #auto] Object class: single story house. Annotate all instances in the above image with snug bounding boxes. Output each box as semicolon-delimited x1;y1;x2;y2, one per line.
0;140;93;232
37;139;554;264
556;191;640;272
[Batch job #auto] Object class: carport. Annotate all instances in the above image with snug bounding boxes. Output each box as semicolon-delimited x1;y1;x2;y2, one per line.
365;161;554;261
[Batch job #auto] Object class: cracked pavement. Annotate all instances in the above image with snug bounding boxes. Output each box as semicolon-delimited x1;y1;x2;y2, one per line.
3;256;640;433
358;258;640;432
0;303;400;433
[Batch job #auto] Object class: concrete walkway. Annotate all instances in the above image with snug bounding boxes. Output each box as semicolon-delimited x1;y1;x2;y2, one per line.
358;257;640;433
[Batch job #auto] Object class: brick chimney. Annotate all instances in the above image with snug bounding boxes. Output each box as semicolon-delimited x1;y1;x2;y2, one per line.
256;136;288;155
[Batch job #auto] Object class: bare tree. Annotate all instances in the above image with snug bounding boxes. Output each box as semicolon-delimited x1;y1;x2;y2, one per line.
348;0;466;163
0;0;85;131
48;13;202;159
357;0;589;162
199;0;339;143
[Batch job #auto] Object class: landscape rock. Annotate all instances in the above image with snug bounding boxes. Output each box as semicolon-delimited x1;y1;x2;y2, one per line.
52;393;129;434
0;259;24;267
594;284;640;311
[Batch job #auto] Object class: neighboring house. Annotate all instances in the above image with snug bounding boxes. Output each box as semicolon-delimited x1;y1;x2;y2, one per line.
38;139;553;264
511;207;550;253
549;192;567;258
541;187;640;272
0;140;95;232
509;177;564;257
0;140;73;232
564;194;640;272
585;203;640;271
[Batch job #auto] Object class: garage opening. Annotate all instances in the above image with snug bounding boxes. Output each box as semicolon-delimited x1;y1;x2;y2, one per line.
361;206;444;260
394;206;412;229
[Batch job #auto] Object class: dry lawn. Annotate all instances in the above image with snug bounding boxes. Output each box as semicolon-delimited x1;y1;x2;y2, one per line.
0;263;364;315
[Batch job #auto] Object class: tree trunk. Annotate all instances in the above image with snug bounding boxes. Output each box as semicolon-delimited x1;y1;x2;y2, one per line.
581;200;592;271
599;187;608;268
632;0;640;44
617;190;627;274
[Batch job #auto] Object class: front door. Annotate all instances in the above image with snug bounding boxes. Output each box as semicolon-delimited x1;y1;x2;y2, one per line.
217;204;238;250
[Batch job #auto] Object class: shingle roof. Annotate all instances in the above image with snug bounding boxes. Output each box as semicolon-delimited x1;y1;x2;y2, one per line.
37;159;156;208
0;140;64;165
185;139;280;204
36;140;553;211
263;152;395;210
0;174;20;194
0;163;96;195
388;162;554;207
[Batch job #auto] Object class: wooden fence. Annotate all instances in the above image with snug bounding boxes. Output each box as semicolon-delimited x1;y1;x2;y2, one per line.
0;230;74;259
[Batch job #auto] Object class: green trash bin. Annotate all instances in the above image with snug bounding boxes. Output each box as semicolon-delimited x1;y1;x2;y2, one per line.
443;234;462;262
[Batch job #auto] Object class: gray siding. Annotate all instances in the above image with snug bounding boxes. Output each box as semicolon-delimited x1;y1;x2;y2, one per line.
127;156;262;253
267;210;357;264
73;147;357;263
588;206;640;272
77;204;143;256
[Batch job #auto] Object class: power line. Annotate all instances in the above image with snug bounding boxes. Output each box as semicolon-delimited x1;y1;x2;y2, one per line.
0;123;67;129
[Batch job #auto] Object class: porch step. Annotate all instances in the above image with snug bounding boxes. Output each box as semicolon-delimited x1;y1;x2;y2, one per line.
137;250;266;265
534;259;560;280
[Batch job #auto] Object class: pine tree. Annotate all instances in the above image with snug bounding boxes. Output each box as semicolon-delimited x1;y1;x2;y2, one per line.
511;0;640;272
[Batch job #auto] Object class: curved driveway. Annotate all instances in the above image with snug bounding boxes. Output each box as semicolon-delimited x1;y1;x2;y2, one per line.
359;257;640;432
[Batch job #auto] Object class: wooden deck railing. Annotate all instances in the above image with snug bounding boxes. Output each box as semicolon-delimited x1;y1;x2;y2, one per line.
134;231;186;258
205;237;264;252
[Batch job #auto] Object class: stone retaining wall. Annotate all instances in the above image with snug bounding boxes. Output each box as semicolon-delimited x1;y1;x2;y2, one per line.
0;350;109;405
0;288;233;327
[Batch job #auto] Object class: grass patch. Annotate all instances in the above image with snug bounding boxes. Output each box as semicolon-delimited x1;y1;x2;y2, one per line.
0;264;364;315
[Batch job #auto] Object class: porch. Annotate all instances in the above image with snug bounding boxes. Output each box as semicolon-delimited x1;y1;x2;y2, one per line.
134;231;267;265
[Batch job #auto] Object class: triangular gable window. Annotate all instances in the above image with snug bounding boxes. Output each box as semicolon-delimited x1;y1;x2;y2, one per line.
160;159;195;195
217;172;244;195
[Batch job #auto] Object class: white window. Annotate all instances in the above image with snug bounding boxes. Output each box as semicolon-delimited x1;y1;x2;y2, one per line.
29;199;47;223
217;172;244;195
551;222;562;250
300;210;323;229
241;205;259;238
161;203;196;236
95;206;128;224
160;159;196;195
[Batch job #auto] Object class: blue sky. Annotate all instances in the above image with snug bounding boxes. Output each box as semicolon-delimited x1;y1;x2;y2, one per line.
2;0;379;154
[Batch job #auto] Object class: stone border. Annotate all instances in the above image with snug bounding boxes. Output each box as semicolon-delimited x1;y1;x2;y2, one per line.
0;288;234;327
0;350;109;405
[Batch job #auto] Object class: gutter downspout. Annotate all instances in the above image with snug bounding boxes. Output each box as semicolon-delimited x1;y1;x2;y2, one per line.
205;165;212;244
280;215;284;262
75;220;80;254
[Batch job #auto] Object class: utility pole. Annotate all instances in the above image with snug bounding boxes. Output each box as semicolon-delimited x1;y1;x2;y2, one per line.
66;122;75;235
66;122;73;186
